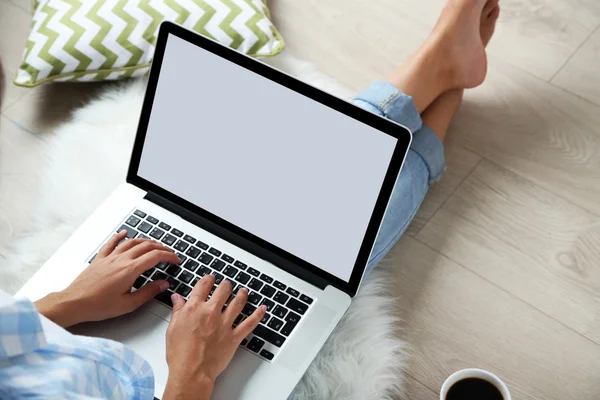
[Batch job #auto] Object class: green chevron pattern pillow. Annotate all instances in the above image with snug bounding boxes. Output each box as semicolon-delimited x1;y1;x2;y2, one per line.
15;0;284;87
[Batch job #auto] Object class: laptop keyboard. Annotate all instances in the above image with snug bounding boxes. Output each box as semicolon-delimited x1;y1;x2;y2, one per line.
89;209;315;362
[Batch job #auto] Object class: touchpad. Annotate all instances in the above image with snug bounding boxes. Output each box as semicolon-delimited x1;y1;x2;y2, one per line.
71;303;170;387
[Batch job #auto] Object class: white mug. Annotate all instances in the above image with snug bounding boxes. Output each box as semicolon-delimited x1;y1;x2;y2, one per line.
440;368;511;400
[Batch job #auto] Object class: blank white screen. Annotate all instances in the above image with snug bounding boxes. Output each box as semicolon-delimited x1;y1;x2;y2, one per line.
138;34;397;281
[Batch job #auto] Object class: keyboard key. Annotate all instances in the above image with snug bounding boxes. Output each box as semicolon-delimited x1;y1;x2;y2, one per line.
234;261;247;270
273;281;286;291
285;312;300;323
235;271;251;284
260;285;276;298
126;215;141;227
208;247;222;257
241;338;248;347
174;240;189;252
247;337;265;353
242;303;257;316
223;265;238;278
287;298;309;315
162;234;177;246
260;313;270;324
211;259;226;271
176;284;192;297
259;274;273;284
183;235;196;244
138;234;150;239
185;246;201;259
146;216;159;224
179;271;194;284
248;278;263;291
261;299;275;312
155;261;169;271
142;269;153;277
260;349;274;360
152;271;168;281
133;277;146;289
286;288;300;298
171;228;183;237
155;290;174;307
159;222;171;231
253;325;286;347
183;260;199;272
299;294;313;305
134;210;147;218
248;291;262;305
272;305;287;319
198;266;212;277
138;221;152;233
167;277;179;291
213;272;224;284
247;267;260;277
198;253;214;265
176;253;187;264
273;291;289;305
196;240;209;250
209;285;217;297
149;227;165;239
234;314;244;326
280;319;298;337
191;277;200;287
225;278;236;288
221;254;234;263
233;285;242;295
166;265;182;277
267;317;283;331
118;225;137;238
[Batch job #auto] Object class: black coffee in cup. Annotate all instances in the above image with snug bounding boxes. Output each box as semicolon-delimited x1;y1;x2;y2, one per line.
446;377;504;400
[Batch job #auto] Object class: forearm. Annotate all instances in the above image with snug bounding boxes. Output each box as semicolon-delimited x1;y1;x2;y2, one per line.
163;373;214;400
34;291;83;328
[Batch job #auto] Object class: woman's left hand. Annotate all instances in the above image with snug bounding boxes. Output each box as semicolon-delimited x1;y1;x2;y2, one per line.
35;230;181;327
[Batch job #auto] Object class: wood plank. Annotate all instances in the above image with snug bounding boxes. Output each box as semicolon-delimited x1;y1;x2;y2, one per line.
0;1;34;111
388;235;600;400
416;160;600;343
269;0;431;92
403;374;438;400
552;27;600;107
447;58;600;215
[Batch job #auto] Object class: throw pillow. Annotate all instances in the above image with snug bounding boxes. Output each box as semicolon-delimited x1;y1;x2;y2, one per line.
15;0;284;87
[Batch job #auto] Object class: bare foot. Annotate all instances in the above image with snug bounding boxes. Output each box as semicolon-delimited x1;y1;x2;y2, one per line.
426;0;491;89
481;0;500;47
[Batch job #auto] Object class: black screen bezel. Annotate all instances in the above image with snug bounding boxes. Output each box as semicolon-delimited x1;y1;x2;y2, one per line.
127;22;412;297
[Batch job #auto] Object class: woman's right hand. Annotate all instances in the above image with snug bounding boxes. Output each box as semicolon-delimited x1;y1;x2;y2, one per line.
163;274;266;400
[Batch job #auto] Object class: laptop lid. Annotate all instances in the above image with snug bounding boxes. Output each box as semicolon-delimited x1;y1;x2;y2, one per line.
127;22;412;297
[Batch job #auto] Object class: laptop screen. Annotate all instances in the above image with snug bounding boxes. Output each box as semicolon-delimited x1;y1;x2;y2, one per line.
138;34;398;282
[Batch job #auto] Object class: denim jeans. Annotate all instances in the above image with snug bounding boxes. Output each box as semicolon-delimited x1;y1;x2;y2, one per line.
353;81;446;275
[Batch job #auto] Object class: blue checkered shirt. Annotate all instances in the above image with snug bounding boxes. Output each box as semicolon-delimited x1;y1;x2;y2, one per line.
0;299;155;399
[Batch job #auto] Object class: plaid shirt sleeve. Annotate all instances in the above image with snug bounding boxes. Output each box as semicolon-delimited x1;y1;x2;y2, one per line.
0;299;155;400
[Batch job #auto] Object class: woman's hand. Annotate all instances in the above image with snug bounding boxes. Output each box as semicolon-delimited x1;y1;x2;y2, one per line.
163;274;266;400
35;230;180;327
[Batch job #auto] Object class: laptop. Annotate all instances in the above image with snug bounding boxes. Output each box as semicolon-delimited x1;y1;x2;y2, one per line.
17;22;412;399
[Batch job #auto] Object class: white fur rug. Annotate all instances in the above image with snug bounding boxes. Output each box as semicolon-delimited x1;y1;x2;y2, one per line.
0;54;407;399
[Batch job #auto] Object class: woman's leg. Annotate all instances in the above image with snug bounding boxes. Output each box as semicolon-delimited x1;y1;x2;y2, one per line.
358;0;500;274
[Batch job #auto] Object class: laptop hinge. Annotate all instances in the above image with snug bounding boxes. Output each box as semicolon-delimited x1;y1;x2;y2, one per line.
144;191;329;291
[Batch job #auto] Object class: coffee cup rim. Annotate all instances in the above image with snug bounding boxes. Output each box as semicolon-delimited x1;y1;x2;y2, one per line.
440;368;511;400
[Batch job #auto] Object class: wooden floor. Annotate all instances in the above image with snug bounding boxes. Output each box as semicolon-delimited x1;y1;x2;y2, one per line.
1;0;600;399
